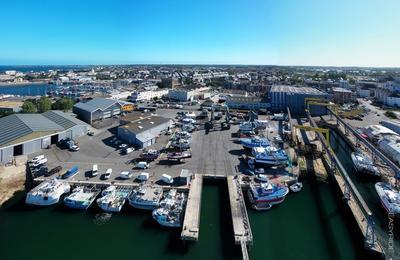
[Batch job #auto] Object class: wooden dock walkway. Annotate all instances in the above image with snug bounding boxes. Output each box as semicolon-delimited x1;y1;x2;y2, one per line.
181;174;203;241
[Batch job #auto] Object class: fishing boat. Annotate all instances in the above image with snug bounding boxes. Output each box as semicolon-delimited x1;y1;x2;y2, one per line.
171;139;191;150
375;182;400;216
151;189;186;227
128;186;163;210
64;186;100;210
351;150;380;177
159;189;186;209
96;186;132;212
247;181;289;210
166;151;192;160
26;179;70;206
251;146;288;165
152;207;183;228
239;121;254;133
240;137;270;149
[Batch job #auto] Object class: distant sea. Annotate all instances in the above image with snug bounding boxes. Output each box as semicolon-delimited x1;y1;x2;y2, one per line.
0;84;58;96
0;65;92;73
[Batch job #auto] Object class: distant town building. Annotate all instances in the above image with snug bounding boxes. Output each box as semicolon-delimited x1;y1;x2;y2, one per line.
130;89;169;102
226;96;269;111
269;85;328;115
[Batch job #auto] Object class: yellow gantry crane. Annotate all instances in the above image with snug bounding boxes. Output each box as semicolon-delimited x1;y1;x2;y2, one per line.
292;124;330;147
304;97;338;115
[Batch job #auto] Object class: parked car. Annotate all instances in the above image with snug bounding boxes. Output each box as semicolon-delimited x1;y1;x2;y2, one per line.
30;155;45;163
119;171;133;180
136;172;149;181
102;168;112;180
160;174;174;184
135;161;149;169
91;164;98;177
32;158;47;167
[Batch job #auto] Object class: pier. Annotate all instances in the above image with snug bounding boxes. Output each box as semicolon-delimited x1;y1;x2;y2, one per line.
227;175;252;260
181;174;203;241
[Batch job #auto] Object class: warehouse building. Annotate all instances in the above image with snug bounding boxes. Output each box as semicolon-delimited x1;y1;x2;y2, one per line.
332;87;353;104
73;98;134;125
117;116;172;148
226;96;270;111
0;111;88;164
269;85;329;115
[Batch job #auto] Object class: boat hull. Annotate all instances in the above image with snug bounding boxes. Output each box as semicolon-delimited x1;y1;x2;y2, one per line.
128;200;159;210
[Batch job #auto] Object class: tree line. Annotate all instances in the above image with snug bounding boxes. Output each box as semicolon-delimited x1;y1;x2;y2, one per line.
21;97;75;113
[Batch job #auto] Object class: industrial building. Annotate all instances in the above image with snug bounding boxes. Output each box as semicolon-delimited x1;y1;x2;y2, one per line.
269;85;328;115
168;87;210;101
73;98;134;125
117;115;172;148
332;87;353;104
130;89;169;102
226;96;269;111
0;111;88;164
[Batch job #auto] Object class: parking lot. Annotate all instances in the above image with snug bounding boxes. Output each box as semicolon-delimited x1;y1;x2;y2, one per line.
30;107;288;186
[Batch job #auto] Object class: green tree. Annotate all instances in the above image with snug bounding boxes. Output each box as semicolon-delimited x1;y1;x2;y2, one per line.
37;96;52;113
52;97;74;111
21;101;37;113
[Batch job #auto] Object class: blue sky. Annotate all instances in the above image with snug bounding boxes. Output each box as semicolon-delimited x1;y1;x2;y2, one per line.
0;0;399;66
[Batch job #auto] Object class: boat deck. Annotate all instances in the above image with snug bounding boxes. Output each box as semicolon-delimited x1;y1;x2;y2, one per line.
181;174;203;241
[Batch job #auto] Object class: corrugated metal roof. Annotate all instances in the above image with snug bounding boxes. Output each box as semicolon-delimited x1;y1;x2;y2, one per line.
73;98;121;112
42;111;80;130
16;114;63;132
0;111;88;148
74;102;98;112
0;114;33;147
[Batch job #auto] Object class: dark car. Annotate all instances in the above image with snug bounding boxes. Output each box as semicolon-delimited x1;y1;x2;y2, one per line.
45;166;62;177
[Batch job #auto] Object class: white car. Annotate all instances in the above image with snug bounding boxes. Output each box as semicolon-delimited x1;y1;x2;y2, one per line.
137;172;149;181
32;158;47;167
160;174;174;184
119;171;133;180
31;155;45;163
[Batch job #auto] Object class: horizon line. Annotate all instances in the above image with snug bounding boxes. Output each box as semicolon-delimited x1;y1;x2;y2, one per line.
1;63;400;69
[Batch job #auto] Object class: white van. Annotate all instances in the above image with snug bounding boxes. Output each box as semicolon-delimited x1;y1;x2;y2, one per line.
136;162;149;169
137;172;149;181
92;164;98;177
160;174;174;184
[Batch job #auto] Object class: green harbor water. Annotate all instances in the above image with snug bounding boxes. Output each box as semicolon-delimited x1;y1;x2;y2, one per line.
0;138;377;260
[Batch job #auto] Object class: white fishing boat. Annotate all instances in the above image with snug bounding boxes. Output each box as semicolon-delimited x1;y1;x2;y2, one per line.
97;186;131;212
152;207;183;228
128;186;163;210
159;189;186;209
26;179;70;206
375;182;400;216
64;186;100;210
351;151;379;177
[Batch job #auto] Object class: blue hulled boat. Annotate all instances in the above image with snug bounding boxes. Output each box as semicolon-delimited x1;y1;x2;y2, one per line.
240;137;270;149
